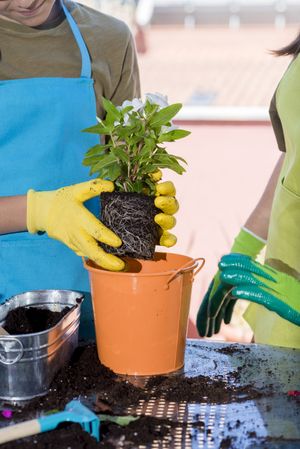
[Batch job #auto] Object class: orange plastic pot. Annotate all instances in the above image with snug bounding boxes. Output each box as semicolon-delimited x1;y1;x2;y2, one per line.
84;252;205;375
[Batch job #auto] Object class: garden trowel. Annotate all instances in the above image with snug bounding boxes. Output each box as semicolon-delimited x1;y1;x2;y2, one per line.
0;400;100;444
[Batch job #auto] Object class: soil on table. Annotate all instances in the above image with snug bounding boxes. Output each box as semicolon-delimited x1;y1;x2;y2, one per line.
146;372;265;403
0;344;275;449
3;306;72;334
100;192;160;259
215;345;251;355
0;418;176;449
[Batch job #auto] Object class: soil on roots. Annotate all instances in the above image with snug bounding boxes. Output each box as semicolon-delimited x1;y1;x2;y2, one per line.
100;192;160;259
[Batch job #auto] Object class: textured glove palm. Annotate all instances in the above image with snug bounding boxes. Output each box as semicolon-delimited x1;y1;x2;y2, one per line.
219;254;300;327
196;228;266;337
27;179;125;271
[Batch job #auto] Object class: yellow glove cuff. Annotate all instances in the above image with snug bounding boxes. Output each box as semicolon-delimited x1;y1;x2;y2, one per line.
27;189;52;234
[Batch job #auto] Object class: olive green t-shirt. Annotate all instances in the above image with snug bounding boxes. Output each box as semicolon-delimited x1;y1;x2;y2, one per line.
0;1;141;118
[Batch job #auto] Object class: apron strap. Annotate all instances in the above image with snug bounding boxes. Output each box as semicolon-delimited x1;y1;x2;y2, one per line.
61;1;92;79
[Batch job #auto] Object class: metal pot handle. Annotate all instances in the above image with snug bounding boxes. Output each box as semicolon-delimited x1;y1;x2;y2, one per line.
0;337;24;365
165;257;205;289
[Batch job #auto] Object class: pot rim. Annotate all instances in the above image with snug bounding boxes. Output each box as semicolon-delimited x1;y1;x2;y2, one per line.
83;252;201;277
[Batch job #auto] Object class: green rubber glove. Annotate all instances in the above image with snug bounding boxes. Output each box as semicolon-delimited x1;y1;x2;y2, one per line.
196;228;266;337
219;254;300;327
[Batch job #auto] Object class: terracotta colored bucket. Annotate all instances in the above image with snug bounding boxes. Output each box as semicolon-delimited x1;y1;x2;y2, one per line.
84;252;205;375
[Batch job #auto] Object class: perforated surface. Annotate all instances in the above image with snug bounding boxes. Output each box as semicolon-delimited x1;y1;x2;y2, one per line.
125;340;300;448
0;340;299;448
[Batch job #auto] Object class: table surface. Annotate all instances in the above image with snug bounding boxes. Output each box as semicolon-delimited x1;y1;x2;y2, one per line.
124;339;300;449
0;339;299;449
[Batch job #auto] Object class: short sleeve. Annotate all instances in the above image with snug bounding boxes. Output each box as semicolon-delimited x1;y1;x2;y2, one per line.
109;31;141;106
269;91;286;152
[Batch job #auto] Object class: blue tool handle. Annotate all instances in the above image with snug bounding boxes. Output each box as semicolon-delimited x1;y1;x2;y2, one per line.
39;411;78;432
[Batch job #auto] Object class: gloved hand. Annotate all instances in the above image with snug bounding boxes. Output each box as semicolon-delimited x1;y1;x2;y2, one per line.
196;227;266;337
219;254;300;327
27;179;124;271
151;170;179;248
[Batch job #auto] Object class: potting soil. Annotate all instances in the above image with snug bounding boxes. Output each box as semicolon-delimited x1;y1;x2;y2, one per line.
3;305;73;334
0;342;295;448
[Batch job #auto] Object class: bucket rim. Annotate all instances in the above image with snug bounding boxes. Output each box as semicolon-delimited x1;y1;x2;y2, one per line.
0;289;83;338
84;252;201;277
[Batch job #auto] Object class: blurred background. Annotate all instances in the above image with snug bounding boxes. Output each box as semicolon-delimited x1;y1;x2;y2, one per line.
79;0;299;343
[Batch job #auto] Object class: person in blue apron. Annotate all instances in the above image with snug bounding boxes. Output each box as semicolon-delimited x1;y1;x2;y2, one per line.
197;32;300;348
0;0;178;339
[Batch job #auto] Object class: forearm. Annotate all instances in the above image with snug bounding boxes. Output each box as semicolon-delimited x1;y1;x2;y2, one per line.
0;195;27;234
244;154;284;240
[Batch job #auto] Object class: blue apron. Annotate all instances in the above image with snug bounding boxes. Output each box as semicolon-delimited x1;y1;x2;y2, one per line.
0;3;99;339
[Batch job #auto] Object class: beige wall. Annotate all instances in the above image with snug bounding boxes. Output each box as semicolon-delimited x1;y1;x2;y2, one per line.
162;122;280;341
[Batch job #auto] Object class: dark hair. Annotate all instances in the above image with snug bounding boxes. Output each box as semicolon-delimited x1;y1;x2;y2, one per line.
272;31;300;56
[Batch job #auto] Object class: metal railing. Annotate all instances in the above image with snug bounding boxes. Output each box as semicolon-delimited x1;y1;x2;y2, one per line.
147;0;300;27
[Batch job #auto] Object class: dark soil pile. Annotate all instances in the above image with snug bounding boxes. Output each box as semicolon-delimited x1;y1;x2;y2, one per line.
0;423;102;449
8;344;147;418
100;192;160;259
220;436;235;448
0;416;176;449
147;372;266;403
101;416;174;448
215;345;251;355
3;306;72;334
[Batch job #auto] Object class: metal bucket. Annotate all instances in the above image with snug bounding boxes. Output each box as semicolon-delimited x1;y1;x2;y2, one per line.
0;290;84;402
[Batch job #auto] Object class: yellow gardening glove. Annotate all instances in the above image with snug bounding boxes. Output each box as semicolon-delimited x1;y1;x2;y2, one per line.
151;170;179;248
27;179;125;271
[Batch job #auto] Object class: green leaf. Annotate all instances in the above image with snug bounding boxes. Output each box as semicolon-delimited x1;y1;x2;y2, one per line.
84;144;109;157
144;177;156;195
82;123;111;135
102;97;121;121
149;104;182;127
115;179;125;191
168;153;188;165
152;154;186;174
141;164;156;173
99;414;140;427
158;129;190;142
132;180;144;193
89;153;118;175
137;140;156;165
107;163;122;181
121;105;134;114
83;156;104;167
153;147;168;156
111;147;129;163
